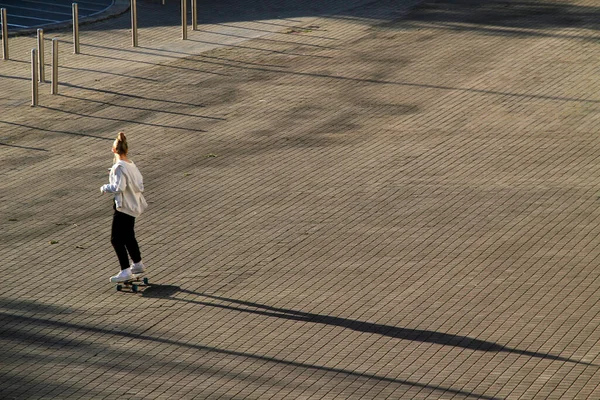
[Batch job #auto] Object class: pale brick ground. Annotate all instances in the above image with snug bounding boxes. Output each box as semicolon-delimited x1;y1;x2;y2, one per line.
2;0;600;398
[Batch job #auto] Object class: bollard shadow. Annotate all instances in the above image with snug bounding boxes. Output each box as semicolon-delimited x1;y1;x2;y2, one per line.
73;51;230;76
0;142;49;152
39;106;208;133
59;94;226;122
60;83;205;107
83;42;294;69
189;28;336;50
0;74;29;82
49;43;600;107
213;21;339;41
0;120;112;141
57;63;160;82
183;38;335;59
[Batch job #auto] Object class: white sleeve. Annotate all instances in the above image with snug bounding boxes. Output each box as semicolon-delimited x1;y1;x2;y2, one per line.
101;166;127;194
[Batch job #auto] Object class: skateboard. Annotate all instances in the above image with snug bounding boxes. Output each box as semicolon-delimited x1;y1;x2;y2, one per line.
116;273;149;293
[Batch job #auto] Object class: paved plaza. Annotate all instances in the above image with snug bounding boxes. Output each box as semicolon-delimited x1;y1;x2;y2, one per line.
2;0;600;398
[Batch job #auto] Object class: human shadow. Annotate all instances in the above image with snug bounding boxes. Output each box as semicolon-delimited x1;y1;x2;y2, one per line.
142;285;596;367
0;309;501;400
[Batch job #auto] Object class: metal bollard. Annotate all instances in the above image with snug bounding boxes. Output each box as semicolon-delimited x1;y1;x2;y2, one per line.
192;0;197;31
37;29;45;82
31;49;39;106
51;39;58;95
131;0;138;47
1;8;8;60
181;0;187;40
72;3;80;54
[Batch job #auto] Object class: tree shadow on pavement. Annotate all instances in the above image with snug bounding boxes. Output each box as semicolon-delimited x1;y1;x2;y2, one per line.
82;0;600;38
142;285;597;367
380;0;600;39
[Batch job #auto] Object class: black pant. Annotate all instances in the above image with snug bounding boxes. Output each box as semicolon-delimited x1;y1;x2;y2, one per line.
111;209;141;270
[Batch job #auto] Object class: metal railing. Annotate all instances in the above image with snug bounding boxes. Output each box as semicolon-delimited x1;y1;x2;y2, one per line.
5;0;207;106
51;39;59;95
72;3;80;54
181;0;187;40
37;29;45;82
131;0;138;47
31;49;38;106
1;8;8;60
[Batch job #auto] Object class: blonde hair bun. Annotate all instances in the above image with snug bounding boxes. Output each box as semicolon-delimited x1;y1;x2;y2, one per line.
114;132;129;155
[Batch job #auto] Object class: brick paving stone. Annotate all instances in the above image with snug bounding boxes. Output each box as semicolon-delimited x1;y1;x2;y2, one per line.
2;0;600;399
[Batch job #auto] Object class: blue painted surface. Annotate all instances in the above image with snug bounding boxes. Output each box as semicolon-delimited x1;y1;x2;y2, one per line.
0;0;114;29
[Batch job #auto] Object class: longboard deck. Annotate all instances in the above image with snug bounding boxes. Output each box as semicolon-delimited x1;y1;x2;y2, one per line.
115;274;149;292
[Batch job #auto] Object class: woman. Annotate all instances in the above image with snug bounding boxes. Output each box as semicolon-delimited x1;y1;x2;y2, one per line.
101;132;148;283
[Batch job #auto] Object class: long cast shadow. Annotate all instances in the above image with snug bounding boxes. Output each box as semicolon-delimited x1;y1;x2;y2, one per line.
39;106;208;133
0;142;49;152
83;42;294;69
143;286;596;367
60;83;205;107
69;45;600;106
79;52;230;76
184;38;335;59
0;120;112;141
0;74;29;82
59;94;225;122
57;63;160;82
0;311;500;400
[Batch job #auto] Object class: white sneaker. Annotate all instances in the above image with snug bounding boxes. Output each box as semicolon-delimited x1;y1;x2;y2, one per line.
131;261;146;275
110;268;133;283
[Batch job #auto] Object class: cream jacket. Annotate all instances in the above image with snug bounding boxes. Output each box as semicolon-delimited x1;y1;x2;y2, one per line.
101;160;148;217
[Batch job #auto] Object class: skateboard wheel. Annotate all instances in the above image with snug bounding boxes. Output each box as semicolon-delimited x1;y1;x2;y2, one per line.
116;285;123;291
132;284;138;293
143;277;149;285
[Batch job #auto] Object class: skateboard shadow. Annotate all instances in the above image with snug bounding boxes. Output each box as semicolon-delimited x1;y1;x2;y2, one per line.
141;284;181;299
